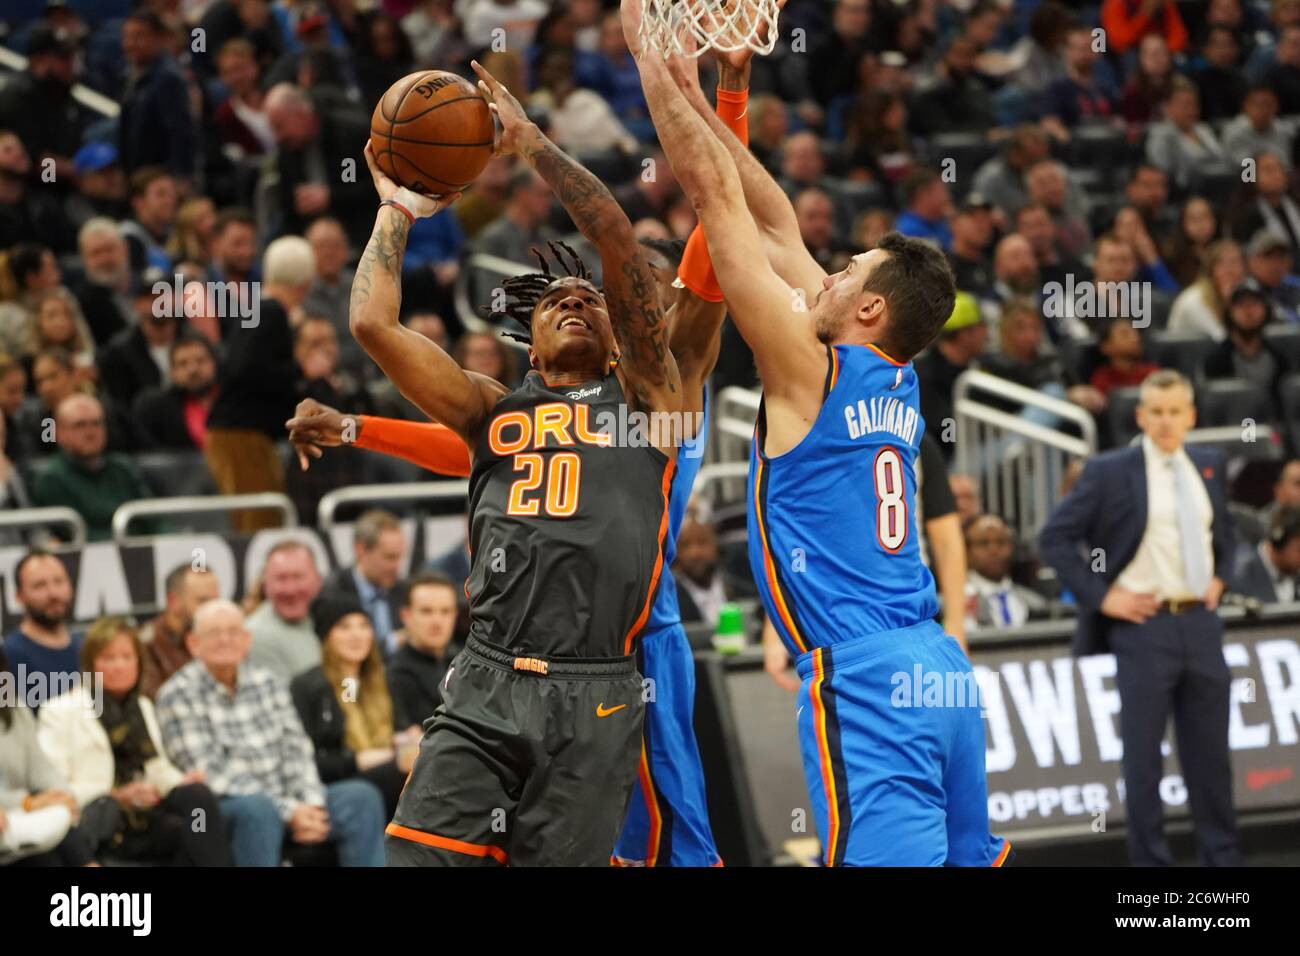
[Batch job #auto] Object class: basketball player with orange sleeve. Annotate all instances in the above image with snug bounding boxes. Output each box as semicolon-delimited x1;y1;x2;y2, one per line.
289;61;756;861
344;59;684;864
623;0;1010;867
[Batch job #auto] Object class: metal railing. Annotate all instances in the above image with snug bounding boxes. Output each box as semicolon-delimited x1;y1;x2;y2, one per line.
112;493;297;544
0;507;88;547
714;382;759;446
0;45;120;117
1137;425;1286;461
691;461;751;504
953;369;1098;544
317;481;470;530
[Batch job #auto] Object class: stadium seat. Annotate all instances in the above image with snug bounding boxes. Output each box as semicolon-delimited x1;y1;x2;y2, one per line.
1150;330;1219;383
1199;378;1271;428
1066;123;1131;177
1107;386;1143;448
1055;334;1098;384
1264;323;1300;369
135;450;218;498
923;133;996;196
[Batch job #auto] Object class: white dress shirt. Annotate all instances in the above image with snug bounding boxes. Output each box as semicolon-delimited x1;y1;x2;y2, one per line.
965;571;1032;630
1116;436;1215;601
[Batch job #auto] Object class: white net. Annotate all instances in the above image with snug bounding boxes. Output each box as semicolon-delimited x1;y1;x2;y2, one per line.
638;0;781;58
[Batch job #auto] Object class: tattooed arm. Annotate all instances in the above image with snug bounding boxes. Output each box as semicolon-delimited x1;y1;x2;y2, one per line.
348;144;508;444
472;61;681;418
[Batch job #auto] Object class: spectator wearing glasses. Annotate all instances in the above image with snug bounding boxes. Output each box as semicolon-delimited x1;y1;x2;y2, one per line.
156;598;386;867
29;394;155;542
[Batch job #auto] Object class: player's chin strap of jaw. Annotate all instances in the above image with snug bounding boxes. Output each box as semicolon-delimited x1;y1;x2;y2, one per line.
381;186;445;223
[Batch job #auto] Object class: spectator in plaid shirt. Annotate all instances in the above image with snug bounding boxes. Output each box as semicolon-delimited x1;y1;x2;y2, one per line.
155;599;385;867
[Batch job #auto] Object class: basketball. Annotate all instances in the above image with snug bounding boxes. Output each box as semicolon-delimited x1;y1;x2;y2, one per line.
369;70;494;197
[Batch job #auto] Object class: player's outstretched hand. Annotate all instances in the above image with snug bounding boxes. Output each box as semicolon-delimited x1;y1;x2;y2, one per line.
711;0;788;72
471;60;530;157
362;142;460;215
286;397;360;472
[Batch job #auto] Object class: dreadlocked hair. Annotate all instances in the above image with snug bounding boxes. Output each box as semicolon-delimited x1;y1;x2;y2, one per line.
484;239;598;345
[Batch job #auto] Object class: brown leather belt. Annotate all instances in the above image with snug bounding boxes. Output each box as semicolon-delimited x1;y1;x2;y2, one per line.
1158;599;1205;615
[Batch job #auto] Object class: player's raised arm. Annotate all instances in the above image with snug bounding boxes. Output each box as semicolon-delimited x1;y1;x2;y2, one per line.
471;60;680;414
348;143;508;444
621;1;824;405
286;397;471;476
659;16;826;305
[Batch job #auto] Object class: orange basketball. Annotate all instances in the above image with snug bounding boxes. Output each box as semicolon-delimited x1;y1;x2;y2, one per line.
369;70;494;197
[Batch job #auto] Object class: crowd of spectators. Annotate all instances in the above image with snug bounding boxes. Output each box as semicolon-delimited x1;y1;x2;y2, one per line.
1;508;462;865
0;3;1297;667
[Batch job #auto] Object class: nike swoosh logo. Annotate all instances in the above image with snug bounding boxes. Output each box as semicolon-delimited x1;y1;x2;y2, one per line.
596;703;627;718
796;706;805;719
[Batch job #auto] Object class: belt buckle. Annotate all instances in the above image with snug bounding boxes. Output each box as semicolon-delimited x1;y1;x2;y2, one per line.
513;656;549;676
1168;598;1192;614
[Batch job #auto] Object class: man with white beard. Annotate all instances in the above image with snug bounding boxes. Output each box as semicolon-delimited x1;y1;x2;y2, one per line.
70;218;136;347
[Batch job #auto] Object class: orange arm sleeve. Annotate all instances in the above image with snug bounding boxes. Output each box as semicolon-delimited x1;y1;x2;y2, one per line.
1101;0;1151;54
677;87;750;304
354;416;471;478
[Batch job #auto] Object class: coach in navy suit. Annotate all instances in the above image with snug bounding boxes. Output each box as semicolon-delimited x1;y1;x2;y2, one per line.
1039;370;1241;866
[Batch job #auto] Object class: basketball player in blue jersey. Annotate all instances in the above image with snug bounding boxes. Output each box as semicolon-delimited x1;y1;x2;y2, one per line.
624;0;1010;866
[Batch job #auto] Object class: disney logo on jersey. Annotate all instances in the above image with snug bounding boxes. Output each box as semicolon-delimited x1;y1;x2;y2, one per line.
565;385;603;401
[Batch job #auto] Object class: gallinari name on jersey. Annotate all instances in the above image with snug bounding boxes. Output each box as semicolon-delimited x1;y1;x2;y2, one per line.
843;394;920;447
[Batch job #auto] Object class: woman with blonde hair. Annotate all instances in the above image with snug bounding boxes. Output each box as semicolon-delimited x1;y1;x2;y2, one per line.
36;618;231;865
166;197;217;267
291;595;416;818
1168;239;1244;341
24;290;95;370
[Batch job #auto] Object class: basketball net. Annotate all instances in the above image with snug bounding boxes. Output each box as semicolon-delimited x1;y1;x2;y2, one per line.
638;0;781;58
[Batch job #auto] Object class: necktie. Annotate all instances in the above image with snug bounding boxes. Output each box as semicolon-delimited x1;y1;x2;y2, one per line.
1171;457;1211;596
996;591;1012;627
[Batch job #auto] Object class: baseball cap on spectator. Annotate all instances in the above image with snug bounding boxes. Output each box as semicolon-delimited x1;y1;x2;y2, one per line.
74;142;118;175
26;22;75;57
1247;229;1292;258
1229;277;1269;305
297;9;330;38
943;291;982;333
957;192;994;215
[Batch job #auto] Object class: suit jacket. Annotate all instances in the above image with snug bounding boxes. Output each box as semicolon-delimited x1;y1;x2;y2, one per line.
99;325;165;409
133;385;197;450
118;56;196;178
70;278;130;348
1230;544;1282;603
274;100;373;247
1038;443;1235;657
322;565;405;627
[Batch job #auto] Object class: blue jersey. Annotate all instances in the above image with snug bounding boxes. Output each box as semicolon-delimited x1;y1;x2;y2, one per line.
748;344;939;657
645;389;709;634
